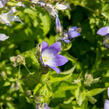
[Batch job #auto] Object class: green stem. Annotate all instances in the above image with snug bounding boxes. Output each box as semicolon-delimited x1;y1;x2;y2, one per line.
24;64;32;74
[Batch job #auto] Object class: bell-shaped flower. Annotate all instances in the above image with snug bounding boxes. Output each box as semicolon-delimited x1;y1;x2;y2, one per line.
55;16;62;33
62;26;81;43
0;7;22;26
55;3;70;10
41;41;68;74
104;99;109;109
97;26;109;36
0;33;9;41
0;0;8;8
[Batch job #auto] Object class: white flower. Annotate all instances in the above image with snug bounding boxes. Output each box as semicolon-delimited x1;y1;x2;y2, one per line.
0;33;9;41
55;3;70;10
0;7;22;26
45;3;58;17
31;0;39;4
0;0;8;8
15;2;26;8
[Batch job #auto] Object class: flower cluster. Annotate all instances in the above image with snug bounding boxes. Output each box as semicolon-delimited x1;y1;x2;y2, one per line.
62;26;81;43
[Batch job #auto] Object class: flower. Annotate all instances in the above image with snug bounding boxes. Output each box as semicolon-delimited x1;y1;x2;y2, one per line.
41;41;68;74
44;103;50;109
0;0;8;8
55;3;70;10
62;26;81;43
97;26;109;36
15;2;26;8
0;33;9;41
0;7;22;26
104;100;109;109
55;16;62;33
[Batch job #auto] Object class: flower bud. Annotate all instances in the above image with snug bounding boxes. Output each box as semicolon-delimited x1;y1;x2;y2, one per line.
55;16;62;33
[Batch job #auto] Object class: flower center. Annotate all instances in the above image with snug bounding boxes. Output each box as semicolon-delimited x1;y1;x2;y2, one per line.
41;49;56;67
42;55;50;63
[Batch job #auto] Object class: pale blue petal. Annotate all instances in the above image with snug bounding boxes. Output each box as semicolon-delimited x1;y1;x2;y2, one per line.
50;42;61;53
55;16;62;33
97;27;109;36
68;26;77;32
41;41;49;52
68;31;80;39
55;55;68;66
44;103;50;109
62;37;70;43
49;66;60;74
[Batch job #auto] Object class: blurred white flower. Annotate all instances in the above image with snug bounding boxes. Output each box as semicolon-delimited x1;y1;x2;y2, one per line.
0;7;22;26
0;33;9;41
31;0;39;4
15;2;26;8
55;3;70;10
45;3;58;17
0;0;8;8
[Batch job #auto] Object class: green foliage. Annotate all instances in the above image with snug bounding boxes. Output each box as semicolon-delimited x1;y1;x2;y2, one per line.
0;0;109;109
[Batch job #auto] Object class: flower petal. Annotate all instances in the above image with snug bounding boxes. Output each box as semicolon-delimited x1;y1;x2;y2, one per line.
68;26;78;32
49;66;60;74
0;33;9;41
41;48;57;67
97;27;109;36
55;16;62;33
11;16;22;23
41;41;49;52
62;37;70;43
55;3;70;10
50;42;61;53
68;31;80;39
44;103;50;109
104;99;109;109
0;0;8;8
55;55;68;66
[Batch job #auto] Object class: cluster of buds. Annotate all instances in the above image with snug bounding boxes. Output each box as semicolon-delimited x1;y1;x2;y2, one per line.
10;81;20;92
10;55;25;67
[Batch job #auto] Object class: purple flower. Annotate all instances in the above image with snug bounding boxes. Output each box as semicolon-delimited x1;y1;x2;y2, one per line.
104;100;109;109
44;103;50;109
55;16;62;33
68;26;81;39
0;0;8;8
41;41;68;74
97;26;109;36
62;26;81;43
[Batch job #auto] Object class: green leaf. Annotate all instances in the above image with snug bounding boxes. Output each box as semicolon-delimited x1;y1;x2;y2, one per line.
87;88;105;97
